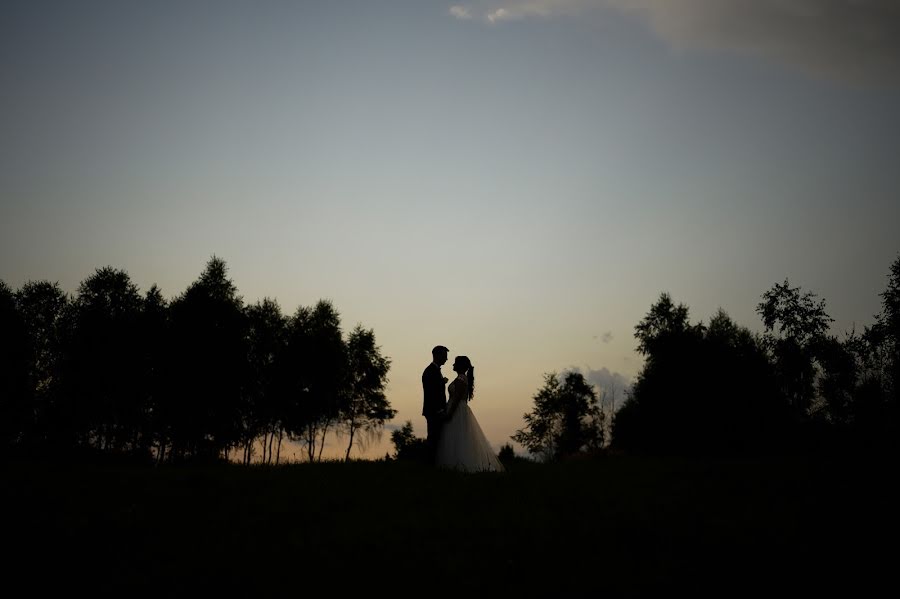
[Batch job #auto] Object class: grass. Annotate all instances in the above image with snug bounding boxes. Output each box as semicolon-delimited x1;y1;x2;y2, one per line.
6;454;896;596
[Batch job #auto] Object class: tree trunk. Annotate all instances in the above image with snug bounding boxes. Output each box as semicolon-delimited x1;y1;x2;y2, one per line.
267;431;275;465
276;429;283;464
344;423;356;462
306;424;316;462
317;423;329;462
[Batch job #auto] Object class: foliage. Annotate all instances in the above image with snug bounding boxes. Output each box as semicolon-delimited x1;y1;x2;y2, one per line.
280;300;348;461
756;279;833;416
14;280;72;447
512;371;604;461
244;298;286;464
0;281;30;446
613;298;790;456
390;421;426;461
0;256;396;463
341;324;395;460
65;267;146;453
165;256;249;460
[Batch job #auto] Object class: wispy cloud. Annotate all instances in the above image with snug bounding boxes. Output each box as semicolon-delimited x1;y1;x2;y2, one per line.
487;8;512;23
488;0;590;22
448;0;900;82
449;5;473;20
564;365;632;408
607;0;900;82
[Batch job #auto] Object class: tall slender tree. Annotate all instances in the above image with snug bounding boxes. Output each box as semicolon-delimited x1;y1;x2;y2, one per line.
281;300;347;461
341;324;394;461
141;285;169;462
245;298;286;464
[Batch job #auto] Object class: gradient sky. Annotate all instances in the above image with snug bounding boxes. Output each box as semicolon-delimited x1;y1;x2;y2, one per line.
3;1;899;459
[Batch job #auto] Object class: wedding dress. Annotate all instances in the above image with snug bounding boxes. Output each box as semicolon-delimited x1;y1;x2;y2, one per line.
435;375;504;473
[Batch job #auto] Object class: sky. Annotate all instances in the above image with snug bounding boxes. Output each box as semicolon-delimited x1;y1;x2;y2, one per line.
2;0;899;460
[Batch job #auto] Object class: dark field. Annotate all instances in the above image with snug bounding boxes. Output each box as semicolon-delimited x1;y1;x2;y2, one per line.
6;455;896;596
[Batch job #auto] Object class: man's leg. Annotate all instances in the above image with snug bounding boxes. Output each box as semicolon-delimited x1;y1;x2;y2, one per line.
426;416;441;464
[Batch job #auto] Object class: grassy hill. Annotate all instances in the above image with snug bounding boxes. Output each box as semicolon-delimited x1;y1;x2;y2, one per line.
6;454;895;595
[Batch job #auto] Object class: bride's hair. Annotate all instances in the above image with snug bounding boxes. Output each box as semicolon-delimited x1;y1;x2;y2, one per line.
454;356;475;400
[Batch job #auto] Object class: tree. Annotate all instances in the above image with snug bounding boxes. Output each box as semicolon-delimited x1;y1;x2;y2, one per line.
757;279;833;417
0;281;30;447
15;281;72;447
67;267;145;453
613;297;789;456
497;443;516;464
340;325;395;461
390;421;426;461
141;285;169;462
512;371;603;461
872;254;900;404
634;292;691;356
244;298;287;464
612;294;705;455
854;254;900;450
166;256;248;461
280;300;347;462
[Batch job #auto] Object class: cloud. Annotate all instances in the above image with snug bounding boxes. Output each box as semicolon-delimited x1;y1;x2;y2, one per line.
487;8;512;23
449;5;473;20
449;0;900;82
563;366;632;409
478;0;592;22
607;0;900;82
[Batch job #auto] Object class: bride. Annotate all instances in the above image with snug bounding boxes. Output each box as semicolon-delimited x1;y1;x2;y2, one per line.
435;355;504;473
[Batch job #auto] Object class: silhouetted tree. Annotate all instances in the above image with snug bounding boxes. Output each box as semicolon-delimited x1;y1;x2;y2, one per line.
854;254;900;450
0;281;30;447
757;279;833;418
390;421;426;461
512;371;603;461
280;300;347;462
65;267;145;453
634;292;692;356
872;255;900;406
498;443;516;464
703;309;790;453
141;285;169;462
15;281;72;448
613;295;789;455
816;333;858;427
244;298;286;464
166;257;248;461
340;325;395;461
612;294;704;455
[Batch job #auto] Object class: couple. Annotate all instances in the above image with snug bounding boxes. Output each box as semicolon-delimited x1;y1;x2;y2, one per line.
421;345;504;473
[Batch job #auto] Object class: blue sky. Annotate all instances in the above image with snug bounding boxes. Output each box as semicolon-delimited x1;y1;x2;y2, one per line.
2;1;899;458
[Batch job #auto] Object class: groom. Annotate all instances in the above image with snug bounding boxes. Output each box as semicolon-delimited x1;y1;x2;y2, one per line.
422;345;449;463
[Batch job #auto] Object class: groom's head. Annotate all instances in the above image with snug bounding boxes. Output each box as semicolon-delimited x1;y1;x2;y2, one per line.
432;345;449;366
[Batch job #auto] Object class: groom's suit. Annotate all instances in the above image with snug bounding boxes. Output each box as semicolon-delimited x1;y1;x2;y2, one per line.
422;362;447;461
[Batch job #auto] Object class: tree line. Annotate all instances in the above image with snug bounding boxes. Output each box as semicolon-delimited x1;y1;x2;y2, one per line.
0;257;395;463
513;255;900;460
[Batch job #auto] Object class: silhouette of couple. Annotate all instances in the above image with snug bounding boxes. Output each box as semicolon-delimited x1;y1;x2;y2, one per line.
421;345;504;473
